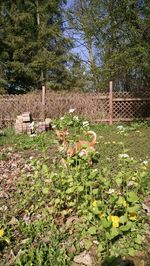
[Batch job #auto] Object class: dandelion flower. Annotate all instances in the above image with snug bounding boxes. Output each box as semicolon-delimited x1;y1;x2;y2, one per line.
109;215;120;228
99;212;105;219
128;212;137;221
92;200;97;207
0;229;4;237
141;165;147;171
123;200;127;207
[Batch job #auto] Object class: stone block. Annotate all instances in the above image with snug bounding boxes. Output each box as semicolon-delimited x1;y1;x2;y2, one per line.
22;112;31;122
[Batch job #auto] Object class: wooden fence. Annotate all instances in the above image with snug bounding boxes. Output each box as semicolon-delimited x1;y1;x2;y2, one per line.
0;82;150;128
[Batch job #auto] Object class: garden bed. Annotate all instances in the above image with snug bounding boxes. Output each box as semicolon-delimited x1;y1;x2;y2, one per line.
0;117;150;265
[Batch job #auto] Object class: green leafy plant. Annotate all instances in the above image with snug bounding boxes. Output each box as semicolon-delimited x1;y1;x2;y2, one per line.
52;109;90;133
0;117;150;265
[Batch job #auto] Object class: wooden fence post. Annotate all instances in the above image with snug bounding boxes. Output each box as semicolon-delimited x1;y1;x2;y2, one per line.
109;81;113;125
42;85;46;121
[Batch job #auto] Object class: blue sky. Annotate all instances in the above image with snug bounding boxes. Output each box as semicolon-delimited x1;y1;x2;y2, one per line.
63;0;90;66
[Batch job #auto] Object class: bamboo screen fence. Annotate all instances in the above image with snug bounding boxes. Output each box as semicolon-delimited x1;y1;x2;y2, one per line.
0;82;150;128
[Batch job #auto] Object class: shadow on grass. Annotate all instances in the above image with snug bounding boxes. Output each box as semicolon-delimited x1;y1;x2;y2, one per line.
102;255;135;266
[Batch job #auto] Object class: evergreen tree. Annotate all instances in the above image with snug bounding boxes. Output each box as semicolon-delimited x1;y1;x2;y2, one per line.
0;0;72;93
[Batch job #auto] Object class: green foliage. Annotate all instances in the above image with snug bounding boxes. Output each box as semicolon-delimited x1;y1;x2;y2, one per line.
0;120;150;265
14;222;71;265
68;0;150;90
0;0;149;93
52;108;90;132
0;0;73;93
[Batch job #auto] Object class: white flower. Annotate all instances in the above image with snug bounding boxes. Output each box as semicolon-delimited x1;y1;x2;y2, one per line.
142;160;148;165
69;108;75;113
60;116;64;120
52;124;56;129
119;153;129;159
93;240;99;245
93;169;98;172
79;150;86;157
0;205;7;211
117;125;125;130
83;121;89;127
127;181;135;187
73;116;79;122
107;188;115;194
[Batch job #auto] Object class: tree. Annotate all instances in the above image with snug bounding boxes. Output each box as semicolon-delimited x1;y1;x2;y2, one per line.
66;0;100;90
67;0;150;91
89;0;150;90
0;0;73;93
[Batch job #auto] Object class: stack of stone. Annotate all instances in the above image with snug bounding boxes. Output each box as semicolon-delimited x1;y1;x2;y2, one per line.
36;118;52;133
15;113;51;135
45;118;52;130
15;112;32;134
14;115;23;134
35;122;45;133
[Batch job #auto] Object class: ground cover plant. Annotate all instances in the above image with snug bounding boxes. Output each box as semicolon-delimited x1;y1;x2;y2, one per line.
0;111;150;266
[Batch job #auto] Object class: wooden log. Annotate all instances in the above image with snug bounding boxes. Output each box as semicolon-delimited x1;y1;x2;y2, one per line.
42;85;46;121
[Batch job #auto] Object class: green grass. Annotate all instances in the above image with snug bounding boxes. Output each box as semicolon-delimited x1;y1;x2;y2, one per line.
0;121;150;265
1;122;150;159
0;128;57;151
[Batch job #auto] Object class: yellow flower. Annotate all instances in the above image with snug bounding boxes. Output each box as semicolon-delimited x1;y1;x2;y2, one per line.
141;166;147;171
123;200;127;207
0;229;4;237
112;141;116;144
109;215;120;228
129;212;137;221
92;200;97;207
99;212;105;219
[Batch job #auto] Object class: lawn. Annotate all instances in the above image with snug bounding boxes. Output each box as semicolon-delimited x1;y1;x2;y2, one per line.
0;114;150;266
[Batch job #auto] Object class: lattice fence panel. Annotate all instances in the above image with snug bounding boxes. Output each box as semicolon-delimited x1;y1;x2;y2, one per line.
0;89;150;128
113;90;150;98
113;100;150;119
